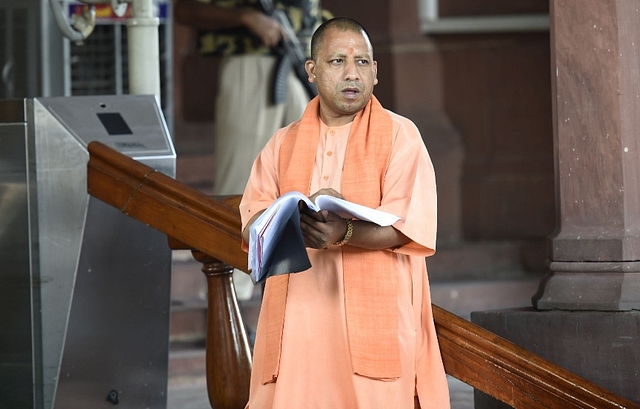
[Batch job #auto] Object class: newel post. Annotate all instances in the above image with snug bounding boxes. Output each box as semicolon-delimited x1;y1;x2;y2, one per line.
191;251;252;409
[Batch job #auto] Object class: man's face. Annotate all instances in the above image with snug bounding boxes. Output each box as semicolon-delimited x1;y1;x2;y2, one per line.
306;28;378;126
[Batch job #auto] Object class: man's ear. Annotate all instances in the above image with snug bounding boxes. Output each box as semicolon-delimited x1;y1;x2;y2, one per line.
373;60;379;85
305;60;316;83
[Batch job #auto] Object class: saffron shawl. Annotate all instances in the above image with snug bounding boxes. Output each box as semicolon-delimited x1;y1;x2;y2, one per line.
262;95;402;384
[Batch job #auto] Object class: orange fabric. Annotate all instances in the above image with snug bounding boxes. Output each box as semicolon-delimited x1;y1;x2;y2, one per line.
265;96;401;383
260;276;289;384
238;98;450;408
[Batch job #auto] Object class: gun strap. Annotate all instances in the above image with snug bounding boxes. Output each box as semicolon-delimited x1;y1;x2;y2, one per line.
272;54;293;105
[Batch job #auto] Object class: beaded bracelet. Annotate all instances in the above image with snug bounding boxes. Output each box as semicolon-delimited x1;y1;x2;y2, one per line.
333;219;353;246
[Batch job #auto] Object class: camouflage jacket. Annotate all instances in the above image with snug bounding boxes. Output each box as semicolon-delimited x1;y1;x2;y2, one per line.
197;0;330;57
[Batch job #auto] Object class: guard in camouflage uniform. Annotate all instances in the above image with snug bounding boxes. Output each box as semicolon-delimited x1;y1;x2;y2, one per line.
174;0;331;300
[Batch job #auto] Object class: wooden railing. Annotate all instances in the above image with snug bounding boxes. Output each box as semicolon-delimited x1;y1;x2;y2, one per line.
87;141;640;409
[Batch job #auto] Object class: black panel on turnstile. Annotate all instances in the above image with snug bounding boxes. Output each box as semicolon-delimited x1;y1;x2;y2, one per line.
96;112;133;135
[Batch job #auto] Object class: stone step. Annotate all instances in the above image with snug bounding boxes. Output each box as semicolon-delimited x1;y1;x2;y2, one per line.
430;277;540;320
170;300;207;343
168;341;207;388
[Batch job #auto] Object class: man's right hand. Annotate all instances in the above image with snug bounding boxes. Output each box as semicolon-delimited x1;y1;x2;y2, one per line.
299;209;346;249
239;8;284;47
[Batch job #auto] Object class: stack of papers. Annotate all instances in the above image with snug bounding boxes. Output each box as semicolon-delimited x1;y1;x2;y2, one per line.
248;191;400;284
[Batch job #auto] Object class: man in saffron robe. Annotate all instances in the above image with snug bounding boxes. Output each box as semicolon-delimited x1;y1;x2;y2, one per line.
239;17;450;409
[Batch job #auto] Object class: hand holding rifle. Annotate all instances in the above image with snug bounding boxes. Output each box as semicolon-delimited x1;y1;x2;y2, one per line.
259;0;318;104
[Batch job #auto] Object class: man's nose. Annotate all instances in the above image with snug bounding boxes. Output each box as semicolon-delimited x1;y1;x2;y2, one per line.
343;60;359;81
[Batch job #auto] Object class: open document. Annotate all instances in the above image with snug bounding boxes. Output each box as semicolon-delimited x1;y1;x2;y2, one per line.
248;191;400;284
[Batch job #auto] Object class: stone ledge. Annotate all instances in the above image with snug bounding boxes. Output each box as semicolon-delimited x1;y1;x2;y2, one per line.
471;308;640;407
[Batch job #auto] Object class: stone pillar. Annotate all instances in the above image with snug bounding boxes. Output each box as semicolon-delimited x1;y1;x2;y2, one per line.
474;2;640;406
532;0;640;311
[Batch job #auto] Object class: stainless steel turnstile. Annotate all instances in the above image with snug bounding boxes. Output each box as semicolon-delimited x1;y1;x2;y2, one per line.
0;95;176;408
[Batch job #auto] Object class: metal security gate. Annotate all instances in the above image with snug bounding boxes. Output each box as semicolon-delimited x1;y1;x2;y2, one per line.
0;94;175;409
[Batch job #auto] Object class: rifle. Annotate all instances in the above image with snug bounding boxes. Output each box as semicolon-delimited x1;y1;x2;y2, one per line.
259;0;318;104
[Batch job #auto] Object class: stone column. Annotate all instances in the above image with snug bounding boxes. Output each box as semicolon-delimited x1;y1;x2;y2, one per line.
532;0;640;311
474;2;640;406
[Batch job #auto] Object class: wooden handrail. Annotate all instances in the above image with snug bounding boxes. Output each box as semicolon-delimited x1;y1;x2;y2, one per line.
434;305;639;408
87;140;247;271
86;141;640;409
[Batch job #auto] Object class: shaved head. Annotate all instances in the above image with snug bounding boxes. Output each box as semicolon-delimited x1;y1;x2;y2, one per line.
310;17;373;62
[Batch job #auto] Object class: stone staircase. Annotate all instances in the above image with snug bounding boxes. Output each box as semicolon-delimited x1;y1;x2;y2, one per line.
167;251;208;388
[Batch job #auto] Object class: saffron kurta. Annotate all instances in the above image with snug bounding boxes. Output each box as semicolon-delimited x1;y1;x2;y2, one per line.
240;108;450;409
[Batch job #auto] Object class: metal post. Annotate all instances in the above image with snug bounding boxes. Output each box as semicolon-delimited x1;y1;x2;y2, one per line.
126;0;160;101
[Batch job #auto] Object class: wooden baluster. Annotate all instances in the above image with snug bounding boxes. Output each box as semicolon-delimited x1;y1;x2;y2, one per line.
192;251;252;409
